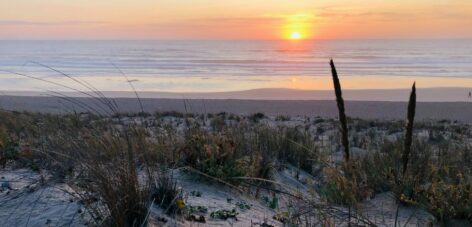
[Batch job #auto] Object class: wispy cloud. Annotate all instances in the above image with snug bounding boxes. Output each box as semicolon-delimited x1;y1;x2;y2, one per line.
312;6;415;23
196;16;281;23
0;20;108;26
146;13;318;30
197;13;318;24
148;16;282;28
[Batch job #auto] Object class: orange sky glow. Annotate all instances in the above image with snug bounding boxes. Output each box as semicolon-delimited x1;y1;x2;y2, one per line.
1;0;472;40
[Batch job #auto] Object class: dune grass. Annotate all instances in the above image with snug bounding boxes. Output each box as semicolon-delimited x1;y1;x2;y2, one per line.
0;61;471;226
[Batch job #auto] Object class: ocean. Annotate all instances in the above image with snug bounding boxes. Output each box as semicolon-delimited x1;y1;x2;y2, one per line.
0;39;471;92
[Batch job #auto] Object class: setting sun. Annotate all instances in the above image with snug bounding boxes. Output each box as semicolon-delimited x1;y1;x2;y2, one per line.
290;32;302;39
282;13;314;40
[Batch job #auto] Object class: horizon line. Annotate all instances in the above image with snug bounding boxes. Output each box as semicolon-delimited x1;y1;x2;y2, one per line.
1;37;472;41
1;86;471;93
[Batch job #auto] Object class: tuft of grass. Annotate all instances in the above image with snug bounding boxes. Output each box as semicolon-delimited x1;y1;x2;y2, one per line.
0;126;18;168
153;171;180;214
44;124;157;226
78;129;154;226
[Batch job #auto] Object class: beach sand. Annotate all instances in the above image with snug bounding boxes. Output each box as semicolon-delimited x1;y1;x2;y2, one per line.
1;95;472;122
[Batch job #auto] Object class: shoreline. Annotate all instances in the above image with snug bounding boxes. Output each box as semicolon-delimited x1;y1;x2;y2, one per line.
1;95;472;122
1;87;472;102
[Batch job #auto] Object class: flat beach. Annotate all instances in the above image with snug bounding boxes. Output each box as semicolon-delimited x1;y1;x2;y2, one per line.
1;95;472;122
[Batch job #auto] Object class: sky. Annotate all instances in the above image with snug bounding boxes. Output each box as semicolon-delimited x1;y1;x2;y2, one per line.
1;0;472;40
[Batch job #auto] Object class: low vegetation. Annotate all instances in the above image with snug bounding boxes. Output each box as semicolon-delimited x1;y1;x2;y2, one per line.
1;61;471;226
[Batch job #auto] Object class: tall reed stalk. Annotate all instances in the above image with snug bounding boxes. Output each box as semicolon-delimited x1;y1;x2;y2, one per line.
330;59;350;163
394;82;416;227
402;82;416;176
330;59;354;226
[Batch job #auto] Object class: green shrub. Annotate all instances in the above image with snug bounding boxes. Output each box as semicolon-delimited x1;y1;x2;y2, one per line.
210;116;226;131
180;128;280;184
180;132;247;183
0;126;19;168
249;112;265;122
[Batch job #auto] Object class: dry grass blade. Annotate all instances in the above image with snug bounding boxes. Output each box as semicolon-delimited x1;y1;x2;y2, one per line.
330;59;350;162
0;70;115;115
402;82;416;176
26;61;119;113
110;62;144;114
47;90;102;115
183;166;244;193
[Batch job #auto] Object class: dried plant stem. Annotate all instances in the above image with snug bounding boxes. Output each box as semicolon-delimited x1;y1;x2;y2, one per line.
330;59;350;163
395;82;416;227
330;59;354;226
402;82;416;176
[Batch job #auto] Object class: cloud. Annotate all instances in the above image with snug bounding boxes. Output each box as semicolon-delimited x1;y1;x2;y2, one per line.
147;16;282;28
318;11;409;19
313;6;415;22
0;20;108;26
197;13;318;24
196;16;281;23
145;13;319;31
